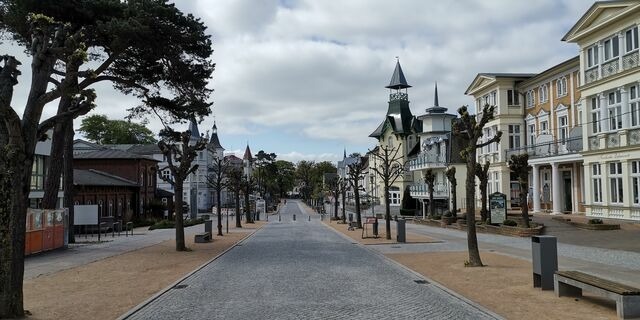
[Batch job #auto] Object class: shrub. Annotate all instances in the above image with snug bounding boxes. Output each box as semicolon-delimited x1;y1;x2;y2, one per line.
431;215;441;220
502;219;517;227
148;218;204;230
132;218;157;228
443;211;453;218
399;208;415;216
588;218;603;225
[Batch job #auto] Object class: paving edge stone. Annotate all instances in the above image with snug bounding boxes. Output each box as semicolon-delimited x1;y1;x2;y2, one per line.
320;222;505;320
116;225;265;320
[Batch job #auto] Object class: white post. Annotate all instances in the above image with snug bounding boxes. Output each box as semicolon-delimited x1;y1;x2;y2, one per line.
551;162;562;215
620;87;630;129
599;93;609;132
533;164;541;213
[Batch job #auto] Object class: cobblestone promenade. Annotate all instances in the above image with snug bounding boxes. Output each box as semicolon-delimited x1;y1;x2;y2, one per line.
124;201;498;320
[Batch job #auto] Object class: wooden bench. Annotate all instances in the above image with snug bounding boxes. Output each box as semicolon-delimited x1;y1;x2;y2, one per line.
555;271;640;319
194;232;211;243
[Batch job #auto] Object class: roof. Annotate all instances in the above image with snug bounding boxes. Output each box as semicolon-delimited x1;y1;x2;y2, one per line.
74;149;158;161
156;188;174;198
74;169;138;187
208;123;224;150
465;73;535;95
243;145;253;161
562;1;640;42
225;154;242;162
425;82;448;114
189;118;200;139
518;56;580;89
386;60;411;90
126;144;161;155
369;114;422;138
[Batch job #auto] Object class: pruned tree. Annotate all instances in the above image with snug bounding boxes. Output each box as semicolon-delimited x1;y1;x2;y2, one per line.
509;153;531;228
368;144;403;240
424;169;436;219
475;161;490;223
158;128;208;251
242;173;256;223
225;166;243;228
346;155;367;228
207;154;230;236
445;166;457;217
452;104;502;267
324;174;343;220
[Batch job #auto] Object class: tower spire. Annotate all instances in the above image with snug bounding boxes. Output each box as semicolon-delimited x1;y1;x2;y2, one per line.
343;147;347;159
385;58;411;90
434;82;439;107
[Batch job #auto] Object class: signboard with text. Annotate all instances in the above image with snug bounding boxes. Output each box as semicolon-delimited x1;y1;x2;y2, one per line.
489;192;506;224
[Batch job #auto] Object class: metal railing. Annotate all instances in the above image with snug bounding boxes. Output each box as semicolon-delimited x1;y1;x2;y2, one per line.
409;183;449;198
408;154;447;171
504;136;582;160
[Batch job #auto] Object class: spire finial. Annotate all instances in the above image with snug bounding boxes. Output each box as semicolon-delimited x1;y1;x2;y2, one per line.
434;82;439;107
343;147;347;159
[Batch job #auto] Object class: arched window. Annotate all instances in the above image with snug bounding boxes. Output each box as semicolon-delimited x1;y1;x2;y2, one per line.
556;77;567;97
538;84;548;103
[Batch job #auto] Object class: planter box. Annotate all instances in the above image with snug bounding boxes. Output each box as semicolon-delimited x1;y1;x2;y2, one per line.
412;219;544;237
552;217;620;230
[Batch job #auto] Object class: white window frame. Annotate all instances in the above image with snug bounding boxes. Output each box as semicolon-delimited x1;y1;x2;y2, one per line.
632;161;640;206
586;45;599;68
631;84;640;127
507;89;519;106
556;77;567;97
590;96;601;134
592;164;602;203
508;124;521;149
625;26;639;53
538;84;548;103
609;162;623;204
608;90;622;131
526;90;535;108
603;35;620;62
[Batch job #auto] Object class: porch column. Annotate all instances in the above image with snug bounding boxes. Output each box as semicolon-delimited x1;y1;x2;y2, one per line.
422;200;426;220
551;162;562;215
533;164;541;213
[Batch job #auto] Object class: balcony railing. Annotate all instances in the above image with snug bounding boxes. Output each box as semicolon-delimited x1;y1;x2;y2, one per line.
408;154;447;171
504;136;583;160
409;183;449;199
585;50;639;84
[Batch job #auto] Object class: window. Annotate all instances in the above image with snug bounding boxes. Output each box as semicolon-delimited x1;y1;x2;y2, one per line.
161;170;171;181
30;155;46;190
491;91;497;106
108;200;114;217
558;116;568;145
540;120;548;135
603;35;619;61
528;123;536;146
591;96;601;133
625;26;639;53
507;90;519;106
609;162;623;204
586;45;599;68
388;136;394;148
508;125;521;149
632;161;640;205
631;85;640;127
608;90;622;130
538;84;548;103
592;164;602;203
493;172;499;194
556;77;567;97
526;90;535;107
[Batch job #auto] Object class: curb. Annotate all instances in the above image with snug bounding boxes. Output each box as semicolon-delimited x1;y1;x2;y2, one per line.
117;224;266;320
319;222;504;320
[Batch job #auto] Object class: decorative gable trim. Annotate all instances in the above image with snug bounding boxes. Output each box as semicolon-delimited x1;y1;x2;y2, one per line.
465;74;496;95
562;1;640;43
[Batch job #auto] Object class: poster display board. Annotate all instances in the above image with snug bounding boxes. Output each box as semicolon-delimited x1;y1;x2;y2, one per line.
489;192;506;224
74;205;99;225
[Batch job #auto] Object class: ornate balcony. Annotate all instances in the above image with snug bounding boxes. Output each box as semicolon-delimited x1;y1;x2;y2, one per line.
409;183;449;199
390;92;408;101
623;51;639;71
409;153;447;171
505;135;583;160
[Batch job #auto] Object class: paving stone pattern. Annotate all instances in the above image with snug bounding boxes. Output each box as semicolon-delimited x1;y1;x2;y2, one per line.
125;202;497;320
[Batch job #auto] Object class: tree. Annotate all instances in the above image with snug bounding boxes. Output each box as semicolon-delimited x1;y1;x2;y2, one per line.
158;128;208;251
324;174;342;220
242;174;256;223
207;154;230;236
368;145;403;240
225;166;243;228
445;166;457;217
424;169;436;219
475;161;490;223
0;1;214;315
346;155;366;228
509;153;531;228
78;114;157;144
452;104;502;267
274;160;295;198
296;160;315;202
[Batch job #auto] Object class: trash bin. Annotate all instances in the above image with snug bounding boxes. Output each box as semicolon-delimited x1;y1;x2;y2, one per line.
531;235;557;290
373;218;378;237
396;219;406;243
204;220;212;234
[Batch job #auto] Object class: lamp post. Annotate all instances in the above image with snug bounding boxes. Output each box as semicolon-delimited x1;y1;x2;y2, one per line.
370;174;375;218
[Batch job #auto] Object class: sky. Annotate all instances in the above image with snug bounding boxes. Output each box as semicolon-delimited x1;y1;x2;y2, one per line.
4;0;595;163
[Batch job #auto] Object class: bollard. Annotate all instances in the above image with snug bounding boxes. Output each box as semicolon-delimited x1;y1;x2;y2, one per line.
532;236;557;290
308;215;310;221
396;218;406;243
293;214;296;221
279;215;281;221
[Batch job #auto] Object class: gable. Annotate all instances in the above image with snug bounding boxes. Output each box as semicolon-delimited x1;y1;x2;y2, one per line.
563;1;640;42
465;75;496;95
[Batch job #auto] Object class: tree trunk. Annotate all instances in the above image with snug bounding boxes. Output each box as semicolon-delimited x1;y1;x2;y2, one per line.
63;120;75;243
520;182;530;228
451;182;457;217
480;180;488;223
173;181;186;251
216;188;222;236
384;185;391;240
465;156;483;267
341;188;346;223
244;188;252;223
41;120;66;209
235;191;242;228
333;191;339;220
428;185;435;218
354;180;362;228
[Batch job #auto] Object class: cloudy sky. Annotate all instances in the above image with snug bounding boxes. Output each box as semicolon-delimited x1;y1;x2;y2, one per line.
5;0;594;163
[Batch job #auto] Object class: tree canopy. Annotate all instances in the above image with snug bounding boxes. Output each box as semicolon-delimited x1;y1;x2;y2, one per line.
78;114;157;144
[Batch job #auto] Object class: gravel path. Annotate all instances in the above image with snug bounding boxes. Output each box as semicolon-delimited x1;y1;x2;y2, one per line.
124;201;499;320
